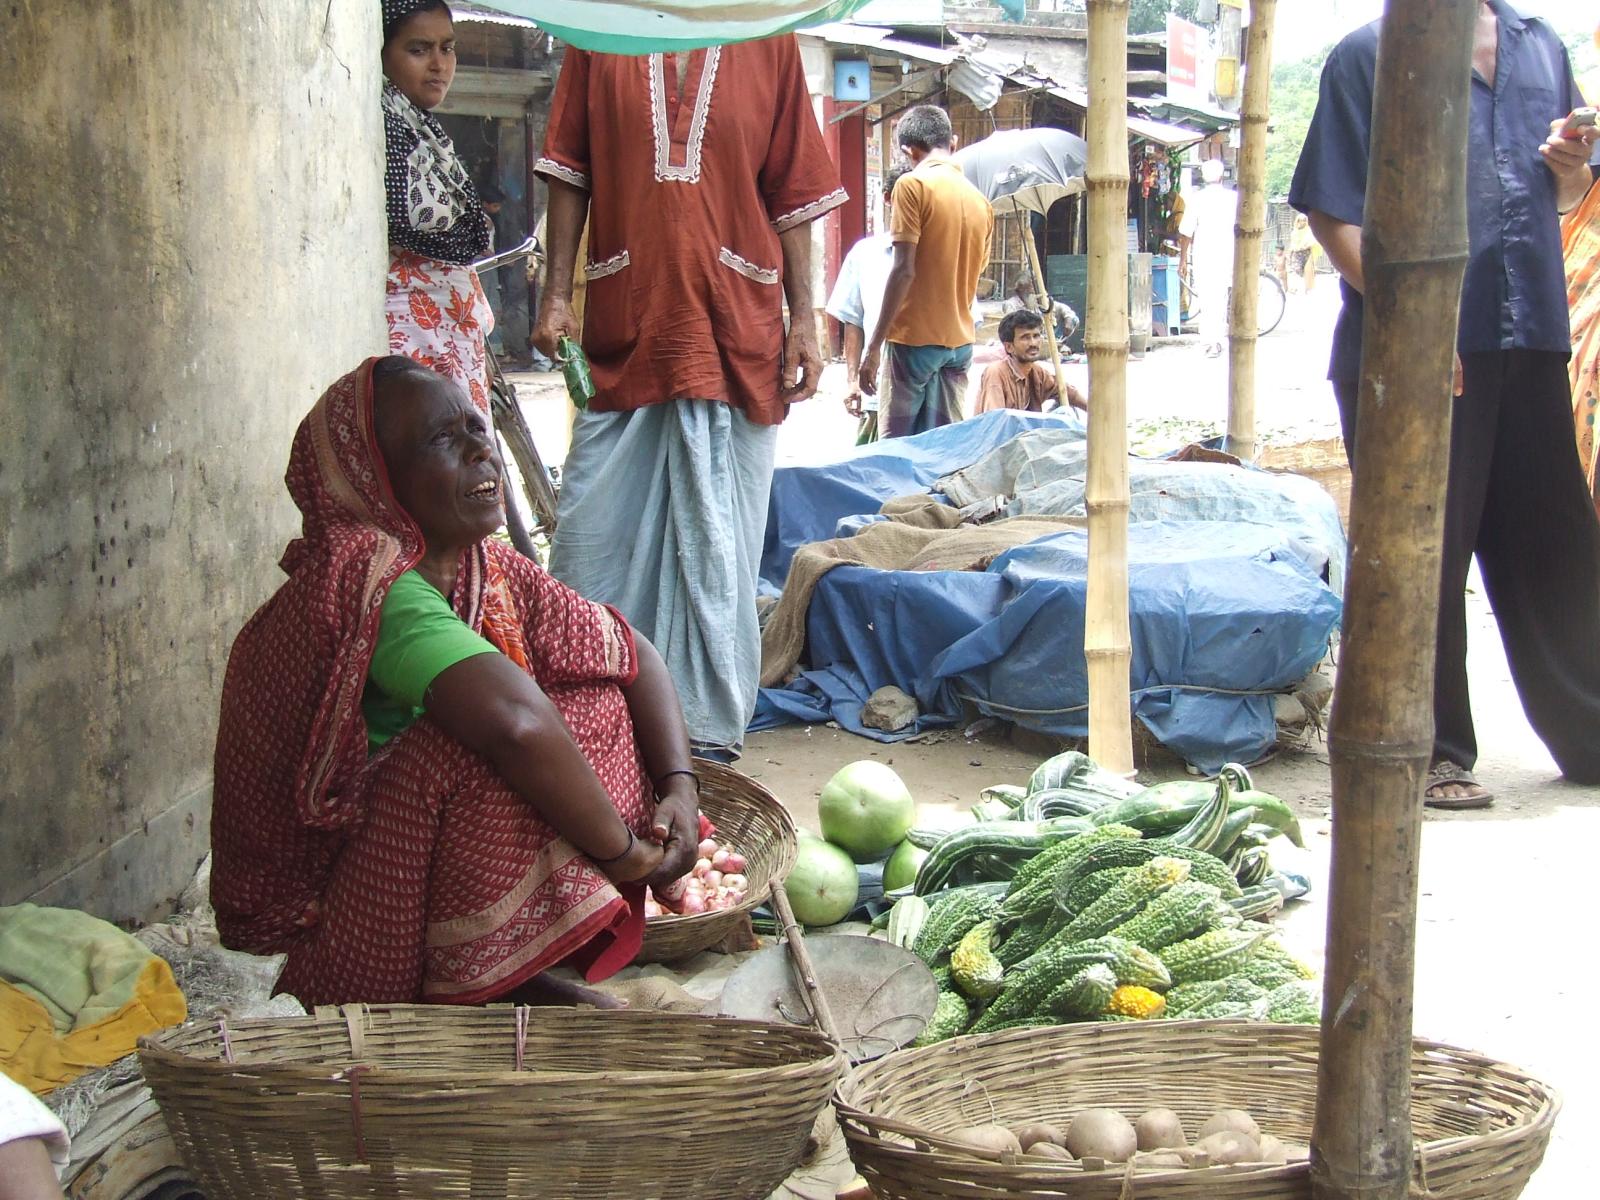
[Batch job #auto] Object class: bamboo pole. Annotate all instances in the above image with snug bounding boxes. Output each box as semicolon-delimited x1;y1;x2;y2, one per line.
1311;4;1476;1200
1083;0;1133;775
1020;227;1070;397
1225;0;1276;463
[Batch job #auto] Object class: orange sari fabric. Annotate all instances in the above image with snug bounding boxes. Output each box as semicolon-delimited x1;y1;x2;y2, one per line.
1563;179;1600;514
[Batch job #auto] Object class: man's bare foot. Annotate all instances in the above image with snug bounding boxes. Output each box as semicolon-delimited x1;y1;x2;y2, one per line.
1424;759;1493;810
508;972;628;1009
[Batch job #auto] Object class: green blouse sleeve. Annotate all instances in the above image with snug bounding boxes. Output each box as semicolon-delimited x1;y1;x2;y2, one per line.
369;570;499;710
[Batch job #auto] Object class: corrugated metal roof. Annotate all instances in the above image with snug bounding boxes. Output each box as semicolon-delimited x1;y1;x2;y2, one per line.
809;23;959;64
806;24;1219;144
1134;94;1240;130
454;2;539;28
1125;113;1207;147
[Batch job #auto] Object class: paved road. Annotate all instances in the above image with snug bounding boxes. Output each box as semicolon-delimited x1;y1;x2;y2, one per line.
507;281;1350;472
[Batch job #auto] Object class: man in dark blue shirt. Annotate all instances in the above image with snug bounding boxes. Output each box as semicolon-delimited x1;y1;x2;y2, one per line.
1291;1;1600;808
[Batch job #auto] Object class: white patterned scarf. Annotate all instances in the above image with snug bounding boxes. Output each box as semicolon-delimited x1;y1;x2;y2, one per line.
381;81;490;265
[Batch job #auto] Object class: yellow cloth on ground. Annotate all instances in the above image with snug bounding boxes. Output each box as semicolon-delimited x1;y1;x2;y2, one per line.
0;905;187;1094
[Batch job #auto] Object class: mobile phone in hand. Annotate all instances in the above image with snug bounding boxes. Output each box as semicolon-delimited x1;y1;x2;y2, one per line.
1561;107;1597;138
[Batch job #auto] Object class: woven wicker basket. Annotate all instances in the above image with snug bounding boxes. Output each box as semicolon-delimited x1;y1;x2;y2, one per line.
636;758;797;963
835;1020;1558;1200
139;1004;842;1200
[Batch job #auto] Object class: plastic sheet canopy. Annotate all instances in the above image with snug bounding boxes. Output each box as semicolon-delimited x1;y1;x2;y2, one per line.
485;1;880;53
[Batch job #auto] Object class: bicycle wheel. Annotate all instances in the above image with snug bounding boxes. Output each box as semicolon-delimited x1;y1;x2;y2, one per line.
1257;271;1286;337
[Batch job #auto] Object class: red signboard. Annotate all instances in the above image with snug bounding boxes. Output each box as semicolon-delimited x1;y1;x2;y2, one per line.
1167;14;1200;95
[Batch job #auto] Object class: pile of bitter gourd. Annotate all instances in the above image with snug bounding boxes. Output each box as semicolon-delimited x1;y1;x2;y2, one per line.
879;752;1320;1044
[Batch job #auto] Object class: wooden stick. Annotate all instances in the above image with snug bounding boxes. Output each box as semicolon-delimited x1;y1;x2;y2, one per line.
1311;4;1476;1199
1021;225;1069;397
769;880;843;1045
1225;0;1276;463
1083;0;1134;775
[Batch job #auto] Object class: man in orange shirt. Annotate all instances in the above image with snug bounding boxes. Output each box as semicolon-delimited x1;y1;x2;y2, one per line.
859;105;993;438
974;309;1087;415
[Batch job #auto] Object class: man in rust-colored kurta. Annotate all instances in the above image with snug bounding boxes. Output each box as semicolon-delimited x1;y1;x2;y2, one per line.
532;36;845;755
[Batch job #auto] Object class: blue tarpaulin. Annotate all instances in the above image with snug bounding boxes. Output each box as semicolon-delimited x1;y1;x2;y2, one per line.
762;410;1075;588
753;415;1345;771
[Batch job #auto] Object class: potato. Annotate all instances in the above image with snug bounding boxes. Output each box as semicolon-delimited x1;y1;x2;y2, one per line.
1014;1122;1067;1151
1196;1130;1259;1165
1065;1108;1138;1163
945;1124;1022;1158
1134;1107;1188;1150
1026;1143;1075;1162
1256;1134;1288;1164
1198;1108;1261;1140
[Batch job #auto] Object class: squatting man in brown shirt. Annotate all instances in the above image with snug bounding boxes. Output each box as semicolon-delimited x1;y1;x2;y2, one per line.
974;308;1088;416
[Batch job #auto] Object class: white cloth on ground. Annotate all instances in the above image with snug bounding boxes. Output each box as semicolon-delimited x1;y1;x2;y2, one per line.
550;399;777;751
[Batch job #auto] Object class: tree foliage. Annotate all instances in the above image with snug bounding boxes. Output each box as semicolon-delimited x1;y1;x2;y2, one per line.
1264;47;1331;200
1129;0;1200;37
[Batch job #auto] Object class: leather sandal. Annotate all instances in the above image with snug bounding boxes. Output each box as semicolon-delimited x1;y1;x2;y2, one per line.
1424;759;1494;810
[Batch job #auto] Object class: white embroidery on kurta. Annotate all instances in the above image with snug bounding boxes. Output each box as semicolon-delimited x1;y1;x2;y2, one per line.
772;187;849;233
649;48;721;184
584;250;631;280
535;157;590;190
718;247;779;285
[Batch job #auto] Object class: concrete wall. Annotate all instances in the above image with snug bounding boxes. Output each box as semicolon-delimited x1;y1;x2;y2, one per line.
0;3;387;921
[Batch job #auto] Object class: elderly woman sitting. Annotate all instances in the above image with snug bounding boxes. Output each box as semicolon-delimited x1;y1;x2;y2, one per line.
210;357;699;1005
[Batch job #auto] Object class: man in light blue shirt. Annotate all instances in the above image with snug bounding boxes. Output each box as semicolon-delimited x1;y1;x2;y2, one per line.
827;165;908;442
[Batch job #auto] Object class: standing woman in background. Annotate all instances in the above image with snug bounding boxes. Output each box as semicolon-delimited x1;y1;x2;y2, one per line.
1562;28;1600;518
1565;170;1600;517
380;0;495;411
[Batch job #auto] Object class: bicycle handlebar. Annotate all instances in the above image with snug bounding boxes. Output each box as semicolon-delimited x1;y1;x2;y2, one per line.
473;235;543;275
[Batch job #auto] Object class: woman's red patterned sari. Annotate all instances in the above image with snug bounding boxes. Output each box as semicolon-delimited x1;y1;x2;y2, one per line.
210;358;649;1005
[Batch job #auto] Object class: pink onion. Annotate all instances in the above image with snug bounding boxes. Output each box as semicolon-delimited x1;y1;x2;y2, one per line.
723;852;747;873
705;870;723;888
722;873;747;892
697;838;719;859
692;857;712;877
711;848;731;870
680;893;707;915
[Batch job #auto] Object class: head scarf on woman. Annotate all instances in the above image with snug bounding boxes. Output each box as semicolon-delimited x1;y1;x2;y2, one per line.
211;360;522;948
381;0;490;264
211;361;651;1003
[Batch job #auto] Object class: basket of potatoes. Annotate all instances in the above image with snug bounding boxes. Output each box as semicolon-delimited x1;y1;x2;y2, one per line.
834;1020;1556;1200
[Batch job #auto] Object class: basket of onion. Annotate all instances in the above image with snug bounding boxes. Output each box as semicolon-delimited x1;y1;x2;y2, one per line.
636;758;798;963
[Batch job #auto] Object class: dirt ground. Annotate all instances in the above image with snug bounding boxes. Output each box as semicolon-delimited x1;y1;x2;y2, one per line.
509;298;1595;1196
743;578;1596;1199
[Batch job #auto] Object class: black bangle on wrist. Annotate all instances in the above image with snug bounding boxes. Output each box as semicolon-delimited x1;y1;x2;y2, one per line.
654;769;701;796
590;828;635;865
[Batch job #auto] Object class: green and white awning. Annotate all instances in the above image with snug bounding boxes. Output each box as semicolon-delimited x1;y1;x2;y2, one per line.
481;1;881;53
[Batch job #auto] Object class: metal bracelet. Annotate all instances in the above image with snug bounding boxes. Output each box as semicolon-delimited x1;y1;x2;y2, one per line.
653;768;701;795
589;827;635;865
